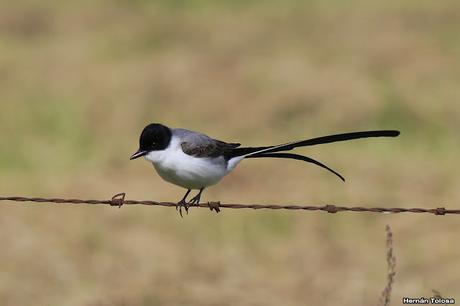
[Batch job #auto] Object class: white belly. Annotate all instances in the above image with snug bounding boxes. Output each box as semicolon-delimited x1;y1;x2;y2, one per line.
145;139;231;190
153;158;226;189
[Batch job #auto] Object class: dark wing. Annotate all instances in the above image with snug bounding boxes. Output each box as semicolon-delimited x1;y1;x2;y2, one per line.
181;140;240;158
173;128;240;158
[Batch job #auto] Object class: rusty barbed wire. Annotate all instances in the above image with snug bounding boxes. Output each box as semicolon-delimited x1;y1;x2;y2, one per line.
0;193;459;215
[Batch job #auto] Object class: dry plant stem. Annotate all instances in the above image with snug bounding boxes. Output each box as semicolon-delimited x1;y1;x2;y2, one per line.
0;194;458;215
378;225;396;306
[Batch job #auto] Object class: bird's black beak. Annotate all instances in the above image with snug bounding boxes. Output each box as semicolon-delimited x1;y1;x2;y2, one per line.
130;150;148;160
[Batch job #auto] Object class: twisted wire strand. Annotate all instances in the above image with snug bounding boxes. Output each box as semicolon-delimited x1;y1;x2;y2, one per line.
0;194;458;215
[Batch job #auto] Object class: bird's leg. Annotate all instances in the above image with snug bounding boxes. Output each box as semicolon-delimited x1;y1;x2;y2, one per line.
176;189;191;217
189;188;205;206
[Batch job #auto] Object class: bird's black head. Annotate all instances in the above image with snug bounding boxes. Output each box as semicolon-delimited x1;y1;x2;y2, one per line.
130;123;172;160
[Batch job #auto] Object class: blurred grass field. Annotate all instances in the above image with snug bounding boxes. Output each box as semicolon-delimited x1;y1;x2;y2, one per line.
1;0;460;305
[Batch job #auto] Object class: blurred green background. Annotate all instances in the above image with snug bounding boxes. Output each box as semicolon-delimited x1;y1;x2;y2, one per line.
1;0;460;305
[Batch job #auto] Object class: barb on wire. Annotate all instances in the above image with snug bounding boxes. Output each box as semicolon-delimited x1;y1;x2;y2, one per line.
0;194;459;215
378;225;396;306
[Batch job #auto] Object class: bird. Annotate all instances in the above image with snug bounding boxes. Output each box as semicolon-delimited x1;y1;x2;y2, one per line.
130;123;400;216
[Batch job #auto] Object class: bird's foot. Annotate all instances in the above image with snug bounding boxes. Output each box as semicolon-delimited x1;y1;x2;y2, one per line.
176;199;190;218
176;188;203;217
188;194;202;206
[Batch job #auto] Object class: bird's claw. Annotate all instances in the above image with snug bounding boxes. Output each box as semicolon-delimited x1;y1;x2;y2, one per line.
176;198;200;218
176;189;203;217
189;194;201;206
176;200;190;218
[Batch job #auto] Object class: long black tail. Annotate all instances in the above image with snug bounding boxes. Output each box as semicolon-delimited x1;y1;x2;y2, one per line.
225;130;400;181
246;152;346;181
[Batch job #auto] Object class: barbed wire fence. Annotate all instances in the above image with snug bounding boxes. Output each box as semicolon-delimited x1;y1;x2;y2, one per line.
0;193;458;215
3;193;458;304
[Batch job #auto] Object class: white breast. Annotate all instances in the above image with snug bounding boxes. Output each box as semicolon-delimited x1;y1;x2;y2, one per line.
144;137;231;190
